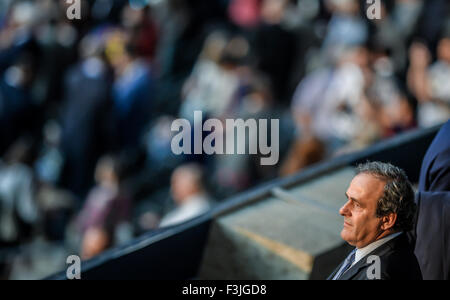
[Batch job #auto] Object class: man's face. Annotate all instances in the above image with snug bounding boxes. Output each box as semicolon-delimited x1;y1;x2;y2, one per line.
340;173;386;248
438;38;450;63
171;170;199;206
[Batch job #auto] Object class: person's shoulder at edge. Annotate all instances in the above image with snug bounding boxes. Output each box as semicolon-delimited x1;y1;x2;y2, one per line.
378;234;423;280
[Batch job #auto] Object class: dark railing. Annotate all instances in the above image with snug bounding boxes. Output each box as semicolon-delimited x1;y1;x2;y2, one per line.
47;124;441;279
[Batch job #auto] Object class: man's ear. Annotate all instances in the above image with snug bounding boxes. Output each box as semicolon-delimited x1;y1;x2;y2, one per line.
381;213;397;231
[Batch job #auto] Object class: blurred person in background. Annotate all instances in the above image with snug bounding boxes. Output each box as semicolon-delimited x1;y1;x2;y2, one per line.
0;1;38;69
151;0;227;116
312;45;370;150
179;31;246;121
76;155;131;260
367;81;416;139
424;33;450;124
234;70;282;182
34;120;76;243
210;70;286;195
286;45;370;175
106;28;155;150
0;137;39;247
367;0;424;72
0;53;40;155
228;0;261;29
408;33;450;127
250;0;297;104
414;0;449;47
0;2;42;156
0;0;77;111
159;164;211;228
32;0;79;111
322;0;368;55
59;28;115;199
120;3;158;62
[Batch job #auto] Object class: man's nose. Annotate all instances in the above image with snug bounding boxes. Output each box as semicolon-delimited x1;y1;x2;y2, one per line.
340;200;351;216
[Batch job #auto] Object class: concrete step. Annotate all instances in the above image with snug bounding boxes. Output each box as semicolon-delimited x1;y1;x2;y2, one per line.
198;167;355;280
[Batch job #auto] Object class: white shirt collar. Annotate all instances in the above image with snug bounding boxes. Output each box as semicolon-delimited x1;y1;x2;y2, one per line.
353;232;403;266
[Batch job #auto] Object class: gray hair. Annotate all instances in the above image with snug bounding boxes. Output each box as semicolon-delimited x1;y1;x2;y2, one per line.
356;162;416;232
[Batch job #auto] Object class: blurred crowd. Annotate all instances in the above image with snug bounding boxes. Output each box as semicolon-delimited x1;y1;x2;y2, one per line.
0;0;448;279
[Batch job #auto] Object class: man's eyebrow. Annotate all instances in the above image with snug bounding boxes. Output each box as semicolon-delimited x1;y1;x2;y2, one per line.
345;193;361;204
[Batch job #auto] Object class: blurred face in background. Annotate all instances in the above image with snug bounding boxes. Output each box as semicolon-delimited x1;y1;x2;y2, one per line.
171;168;202;206
340;46;370;69
94;158;119;187
201;31;228;63
105;31;132;75
409;42;431;69
437;38;450;63
377;95;414;132
326;0;360;15
121;4;146;29
260;0;288;24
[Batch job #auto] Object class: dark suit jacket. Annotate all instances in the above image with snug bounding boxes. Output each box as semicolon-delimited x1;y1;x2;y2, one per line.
418;120;450;192
415;191;450;280
414;120;450;280
328;234;423;280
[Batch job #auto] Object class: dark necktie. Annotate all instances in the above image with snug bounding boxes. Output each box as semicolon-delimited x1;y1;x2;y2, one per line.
334;249;356;280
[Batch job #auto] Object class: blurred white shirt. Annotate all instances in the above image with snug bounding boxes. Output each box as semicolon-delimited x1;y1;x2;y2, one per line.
418;61;450;128
159;194;211;228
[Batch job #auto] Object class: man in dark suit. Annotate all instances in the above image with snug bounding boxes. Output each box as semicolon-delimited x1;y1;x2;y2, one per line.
414;120;450;280
328;162;422;280
418;120;450;192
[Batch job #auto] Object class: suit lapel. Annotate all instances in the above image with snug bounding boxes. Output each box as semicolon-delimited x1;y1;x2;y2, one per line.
327;261;345;280
338;234;405;280
338;256;370;280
